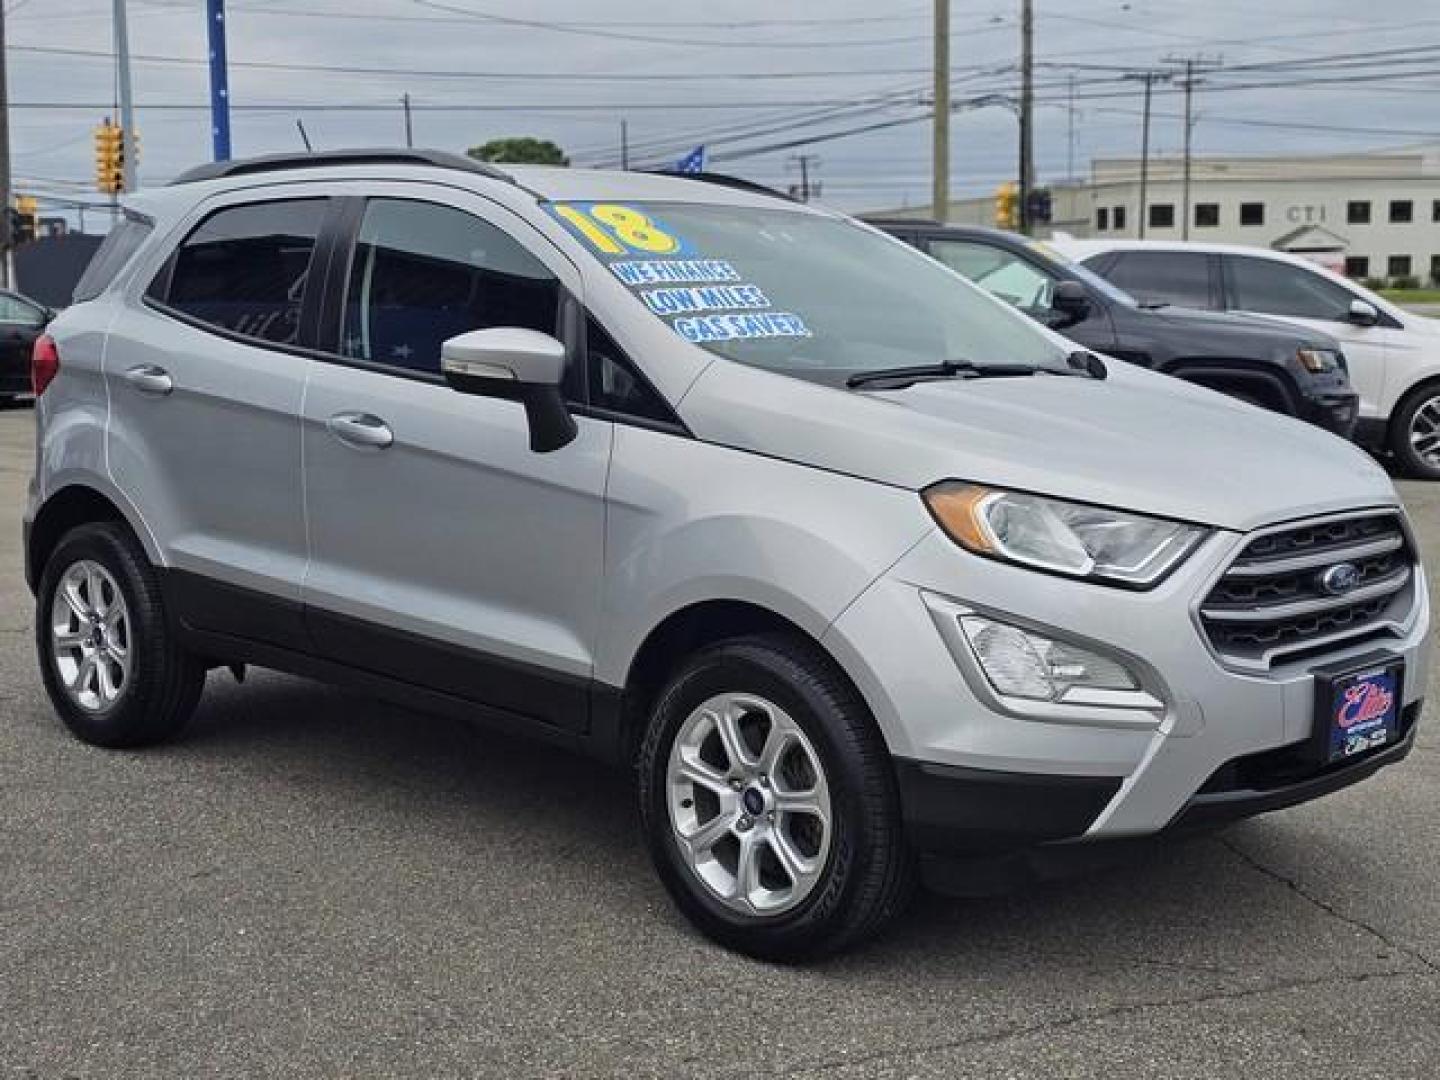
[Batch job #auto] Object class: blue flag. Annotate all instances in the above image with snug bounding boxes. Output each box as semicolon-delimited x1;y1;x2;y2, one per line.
675;145;706;174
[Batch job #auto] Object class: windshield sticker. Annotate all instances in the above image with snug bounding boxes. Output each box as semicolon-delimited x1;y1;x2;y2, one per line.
673;312;811;343
549;201;812;344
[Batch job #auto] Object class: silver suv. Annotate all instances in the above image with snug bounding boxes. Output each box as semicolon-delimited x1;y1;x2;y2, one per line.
24;151;1429;959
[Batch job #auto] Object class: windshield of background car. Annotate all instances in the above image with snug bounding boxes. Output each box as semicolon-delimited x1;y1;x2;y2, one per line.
546;201;1070;383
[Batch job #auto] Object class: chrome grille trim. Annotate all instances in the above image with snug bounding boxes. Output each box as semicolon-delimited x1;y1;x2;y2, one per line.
1221;534;1403;578
1200;566;1411;622
1197;510;1417;673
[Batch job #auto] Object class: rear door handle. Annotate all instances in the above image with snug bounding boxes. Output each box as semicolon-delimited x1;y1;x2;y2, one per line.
326;411;394;449
123;364;173;396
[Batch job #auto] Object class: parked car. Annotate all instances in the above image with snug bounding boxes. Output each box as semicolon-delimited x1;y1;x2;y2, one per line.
869;220;1359;439
1054;238;1440;478
0;287;52;403
25;152;1427;959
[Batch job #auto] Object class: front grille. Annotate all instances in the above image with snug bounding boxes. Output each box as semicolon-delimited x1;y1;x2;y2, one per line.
1199;512;1415;671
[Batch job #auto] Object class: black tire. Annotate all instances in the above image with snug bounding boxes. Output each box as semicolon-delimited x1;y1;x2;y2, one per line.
1389;385;1440;480
638;634;914;960
35;522;206;748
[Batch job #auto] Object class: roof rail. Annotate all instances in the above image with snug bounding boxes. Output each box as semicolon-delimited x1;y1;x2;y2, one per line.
169;148;512;186
645;170;797;203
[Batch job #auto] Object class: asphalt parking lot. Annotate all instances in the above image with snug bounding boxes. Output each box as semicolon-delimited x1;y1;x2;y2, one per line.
1;402;1438;1079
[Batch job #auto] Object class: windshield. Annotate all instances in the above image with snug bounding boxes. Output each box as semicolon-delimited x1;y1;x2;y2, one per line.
547;201;1070;384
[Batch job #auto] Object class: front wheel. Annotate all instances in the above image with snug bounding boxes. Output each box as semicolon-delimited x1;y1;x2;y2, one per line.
638;635;913;960
1390;386;1440;479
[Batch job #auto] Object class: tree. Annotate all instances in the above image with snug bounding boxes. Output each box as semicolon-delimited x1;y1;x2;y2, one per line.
467;138;568;166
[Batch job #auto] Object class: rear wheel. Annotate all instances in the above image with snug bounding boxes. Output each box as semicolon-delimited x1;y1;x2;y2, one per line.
1390;386;1440;479
36;523;206;748
638;635;913;960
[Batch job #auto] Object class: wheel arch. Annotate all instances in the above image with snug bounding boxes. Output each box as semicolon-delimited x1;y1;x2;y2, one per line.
612;598;867;767
27;483;161;595
1161;359;1301;414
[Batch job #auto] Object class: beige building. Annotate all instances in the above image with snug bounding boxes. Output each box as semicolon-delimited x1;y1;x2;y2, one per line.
881;145;1440;284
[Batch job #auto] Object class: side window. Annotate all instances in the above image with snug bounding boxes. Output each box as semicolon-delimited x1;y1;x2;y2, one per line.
929;239;1053;312
1227;256;1355;321
150;199;325;346
1106;251;1213;309
339;198;559;375
585;316;675;424
73;215;152;303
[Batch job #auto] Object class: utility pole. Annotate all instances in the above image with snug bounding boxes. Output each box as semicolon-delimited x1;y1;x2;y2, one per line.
932;0;949;221
1124;70;1168;239
1066;73;1076;183
787;154;820;202
402;93;413;147
206;0;231;161
1164;54;1220;240
620;119;629;170
1017;0;1034;234
114;0;137;190
0;2;13;288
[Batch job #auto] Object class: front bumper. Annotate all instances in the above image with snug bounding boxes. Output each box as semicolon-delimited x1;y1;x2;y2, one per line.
822;517;1429;850
1300;389;1360;440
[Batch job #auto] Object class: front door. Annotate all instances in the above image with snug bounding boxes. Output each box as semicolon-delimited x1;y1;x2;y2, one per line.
926;236;1118;352
300;190;610;733
1223;253;1396;422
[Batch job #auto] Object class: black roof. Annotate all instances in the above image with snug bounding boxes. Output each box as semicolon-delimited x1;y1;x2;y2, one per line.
170;148;512;186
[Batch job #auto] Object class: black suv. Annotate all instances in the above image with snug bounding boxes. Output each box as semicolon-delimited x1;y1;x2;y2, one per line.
870;220;1358;438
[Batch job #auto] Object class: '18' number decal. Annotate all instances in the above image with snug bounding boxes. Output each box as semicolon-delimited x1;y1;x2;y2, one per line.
555;203;679;255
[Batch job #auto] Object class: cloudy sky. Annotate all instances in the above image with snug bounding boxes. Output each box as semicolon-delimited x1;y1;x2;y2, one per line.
7;0;1440;224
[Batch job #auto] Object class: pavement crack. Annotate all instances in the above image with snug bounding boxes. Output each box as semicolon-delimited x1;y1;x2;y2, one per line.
1219;835;1440;974
768;969;1426;1077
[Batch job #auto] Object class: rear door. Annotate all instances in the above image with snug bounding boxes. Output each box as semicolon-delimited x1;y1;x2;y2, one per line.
1221;253;1396;421
106;190;332;648
300;187;611;733
1097;250;1219;311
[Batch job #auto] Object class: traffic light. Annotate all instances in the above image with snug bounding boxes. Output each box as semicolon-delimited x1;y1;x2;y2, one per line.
13;195;38;244
1025;188;1053;226
94;119;124;194
995;182;1018;230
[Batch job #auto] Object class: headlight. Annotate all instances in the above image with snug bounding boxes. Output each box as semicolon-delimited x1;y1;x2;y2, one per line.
1297;347;1342;373
923;483;1207;587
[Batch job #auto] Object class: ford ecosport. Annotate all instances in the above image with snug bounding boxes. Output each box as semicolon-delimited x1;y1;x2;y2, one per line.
24;151;1428;959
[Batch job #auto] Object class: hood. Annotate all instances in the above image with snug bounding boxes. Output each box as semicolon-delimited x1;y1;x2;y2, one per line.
679;356;1397;533
1140;303;1339;347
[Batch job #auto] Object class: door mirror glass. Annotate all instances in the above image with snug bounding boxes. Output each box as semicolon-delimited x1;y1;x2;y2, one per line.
1348;298;1380;327
1053;279;1090;313
441;328;576;453
1048;279;1091;328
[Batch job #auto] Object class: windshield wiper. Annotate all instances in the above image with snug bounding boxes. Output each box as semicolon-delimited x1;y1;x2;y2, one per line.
846;360;1043;389
847;354;1104;390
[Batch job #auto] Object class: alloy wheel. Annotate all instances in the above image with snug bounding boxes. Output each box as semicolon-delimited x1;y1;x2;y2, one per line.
666;692;832;917
49;560;131;712
1408;394;1440;468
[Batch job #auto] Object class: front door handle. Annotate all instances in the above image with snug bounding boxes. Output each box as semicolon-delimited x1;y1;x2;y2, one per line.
326;411;394;449
123;364;173;396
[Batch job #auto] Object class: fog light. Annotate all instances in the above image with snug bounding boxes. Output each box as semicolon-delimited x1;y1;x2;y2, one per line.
959;614;1139;703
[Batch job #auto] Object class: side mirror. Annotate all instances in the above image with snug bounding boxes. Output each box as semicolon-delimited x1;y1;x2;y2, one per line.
1347;299;1380;327
1049;280;1091;328
441;328;577;453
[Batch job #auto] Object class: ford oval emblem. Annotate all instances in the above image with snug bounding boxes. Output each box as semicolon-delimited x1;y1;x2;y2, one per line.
1319;562;1362;596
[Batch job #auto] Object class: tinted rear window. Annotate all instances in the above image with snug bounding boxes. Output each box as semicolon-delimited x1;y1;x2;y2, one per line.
72;215;153;303
150;199;326;346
